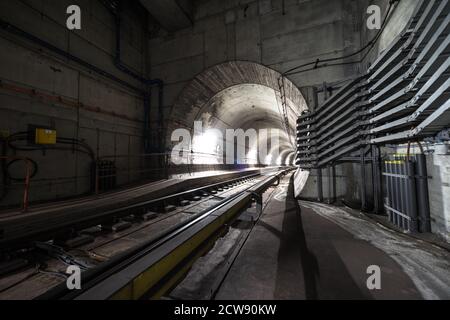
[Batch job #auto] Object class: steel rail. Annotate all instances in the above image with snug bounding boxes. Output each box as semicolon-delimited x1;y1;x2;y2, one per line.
0;171;263;250
37;170;288;300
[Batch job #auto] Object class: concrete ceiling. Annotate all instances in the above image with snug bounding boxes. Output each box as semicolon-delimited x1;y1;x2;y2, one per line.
140;0;193;32
167;61;308;165
168;61;307;133
196;84;296;135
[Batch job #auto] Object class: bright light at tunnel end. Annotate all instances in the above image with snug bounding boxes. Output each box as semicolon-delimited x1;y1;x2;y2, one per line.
170;121;294;166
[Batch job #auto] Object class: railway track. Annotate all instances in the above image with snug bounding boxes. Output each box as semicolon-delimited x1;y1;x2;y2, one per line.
0;169;263;250
0;168;291;300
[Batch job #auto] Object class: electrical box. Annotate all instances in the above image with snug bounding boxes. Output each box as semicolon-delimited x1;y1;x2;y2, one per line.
0;130;10;139
34;128;57;145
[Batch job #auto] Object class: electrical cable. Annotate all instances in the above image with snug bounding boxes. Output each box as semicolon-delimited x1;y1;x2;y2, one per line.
1;132;97;190
7;134;96;160
275;1;399;151
34;242;90;270
5;158;38;182
38;269;69;279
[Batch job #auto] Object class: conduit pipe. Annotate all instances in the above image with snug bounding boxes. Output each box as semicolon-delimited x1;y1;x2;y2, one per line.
113;1;164;152
0;11;164;153
0;156;33;212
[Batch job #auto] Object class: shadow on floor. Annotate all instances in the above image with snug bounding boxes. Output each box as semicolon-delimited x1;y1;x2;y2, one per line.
273;175;370;300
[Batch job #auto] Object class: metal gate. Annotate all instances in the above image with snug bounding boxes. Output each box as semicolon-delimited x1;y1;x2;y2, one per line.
92;160;117;193
382;154;431;233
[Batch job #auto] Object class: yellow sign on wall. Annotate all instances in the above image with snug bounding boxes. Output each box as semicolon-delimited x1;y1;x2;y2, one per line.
35;128;57;145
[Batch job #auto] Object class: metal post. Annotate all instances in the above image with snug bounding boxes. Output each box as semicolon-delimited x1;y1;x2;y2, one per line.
327;164;336;204
253;193;263;216
399;160;407;230
372;145;382;214
317;168;323;202
327;165;332;204
23;159;31;213
415;154;431;232
385;161;392;223
392;160;398;226
165;153;170;180
406;159;419;232
95;161;100;195
322;82;329;101
393;159;401;227
398;159;406;229
360;148;367;211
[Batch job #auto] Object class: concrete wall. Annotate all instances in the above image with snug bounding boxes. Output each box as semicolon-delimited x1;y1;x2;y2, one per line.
1;0;364;207
148;0;363;134
147;0;379;208
298;166;348;202
298;0;423;207
0;0;426;209
359;0;422;71
0;0;151;207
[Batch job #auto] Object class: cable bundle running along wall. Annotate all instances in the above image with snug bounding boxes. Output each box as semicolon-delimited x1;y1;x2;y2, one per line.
296;0;450;169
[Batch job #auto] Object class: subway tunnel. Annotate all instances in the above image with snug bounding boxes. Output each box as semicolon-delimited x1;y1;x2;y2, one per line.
0;0;449;305
166;61;305;167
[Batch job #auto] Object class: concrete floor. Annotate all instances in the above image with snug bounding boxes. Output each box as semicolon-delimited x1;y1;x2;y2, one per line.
213;175;450;300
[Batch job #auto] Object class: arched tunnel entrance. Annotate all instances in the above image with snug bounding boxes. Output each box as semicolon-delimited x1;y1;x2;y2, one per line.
165;61;308;174
2;0;450;302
